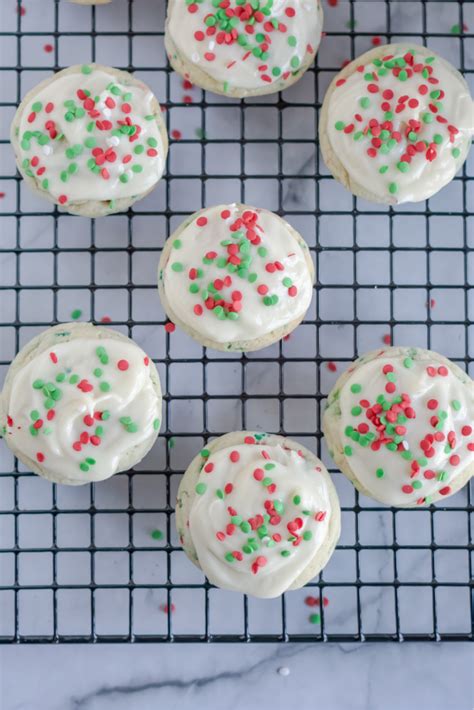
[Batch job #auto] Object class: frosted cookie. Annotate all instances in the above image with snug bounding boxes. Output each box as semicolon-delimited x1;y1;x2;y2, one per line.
158;204;314;352
320;44;473;204
11;64;168;217
323;347;474;508
176;432;340;598
165;0;323;98
0;323;162;486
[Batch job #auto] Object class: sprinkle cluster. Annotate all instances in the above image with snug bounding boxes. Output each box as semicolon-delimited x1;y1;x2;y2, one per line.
333;48;463;197
18;65;161;207
170;208;300;324
194;435;327;573
184;0;313;90
342;356;474;504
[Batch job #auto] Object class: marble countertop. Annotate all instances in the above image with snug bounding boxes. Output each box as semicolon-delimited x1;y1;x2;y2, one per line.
1;642;472;710
1;0;473;708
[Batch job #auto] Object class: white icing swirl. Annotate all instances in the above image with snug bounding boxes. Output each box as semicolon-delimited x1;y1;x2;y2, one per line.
16;66;166;205
166;0;322;93
330;351;474;506
3;338;161;483
187;440;332;598
326;44;474;203
160;204;313;345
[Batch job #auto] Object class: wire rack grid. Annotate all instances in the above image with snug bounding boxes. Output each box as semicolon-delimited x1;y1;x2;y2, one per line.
0;0;472;644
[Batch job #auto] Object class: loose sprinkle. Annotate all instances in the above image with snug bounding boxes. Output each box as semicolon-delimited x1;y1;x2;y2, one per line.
71;309;82;320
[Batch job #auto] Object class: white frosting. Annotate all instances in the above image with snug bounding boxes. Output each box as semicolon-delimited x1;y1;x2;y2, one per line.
326;44;474;203
16;66;166;205
3;338;161;483
161;204;313;345
187;439;332;598
167;0;322;93
332;351;474;506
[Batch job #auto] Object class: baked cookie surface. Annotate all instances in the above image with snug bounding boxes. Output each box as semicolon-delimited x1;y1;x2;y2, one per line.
176;431;340;598
320;44;473;204
0;323;162;485
165;0;323;97
323;347;474;507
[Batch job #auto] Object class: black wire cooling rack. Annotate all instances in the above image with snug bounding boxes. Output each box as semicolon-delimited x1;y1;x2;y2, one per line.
0;0;472;643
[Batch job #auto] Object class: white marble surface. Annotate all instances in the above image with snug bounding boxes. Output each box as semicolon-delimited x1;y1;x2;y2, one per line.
1;642;473;710
0;0;473;708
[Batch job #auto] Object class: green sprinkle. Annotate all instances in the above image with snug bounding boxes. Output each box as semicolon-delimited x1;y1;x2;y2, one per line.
303;531;312;541
359;97;370;109
171;262;184;272
350;384;362;394
99;382;111;393
71;309;82;320
79;463;90;472
403;357;414;369
452;148;461;159
379;165;389;174
293;495;301;505
281;550;291;557
344;445;353;456
389;182;398;195
451;400;461;411
151;529;163;540
81;65;92;75
195;482;207;495
309;613;320;624
335;121;345;131
201;448;210;458
376;468;384;479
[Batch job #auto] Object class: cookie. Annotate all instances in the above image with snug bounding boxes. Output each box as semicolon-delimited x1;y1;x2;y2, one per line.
0;323;162;486
176;431;340;598
158;204;314;352
323;346;474;507
320;44;473;204
165;0;323;98
11;63;168;217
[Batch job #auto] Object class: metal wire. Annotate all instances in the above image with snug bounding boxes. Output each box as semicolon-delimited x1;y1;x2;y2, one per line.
0;0;472;643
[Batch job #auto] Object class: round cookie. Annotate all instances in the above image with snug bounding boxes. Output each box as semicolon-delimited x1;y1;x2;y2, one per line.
158;204;314;352
165;0;323;98
176;432;340;598
320;43;473;204
11;63;168;217
0;323;162;485
323;347;474;508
